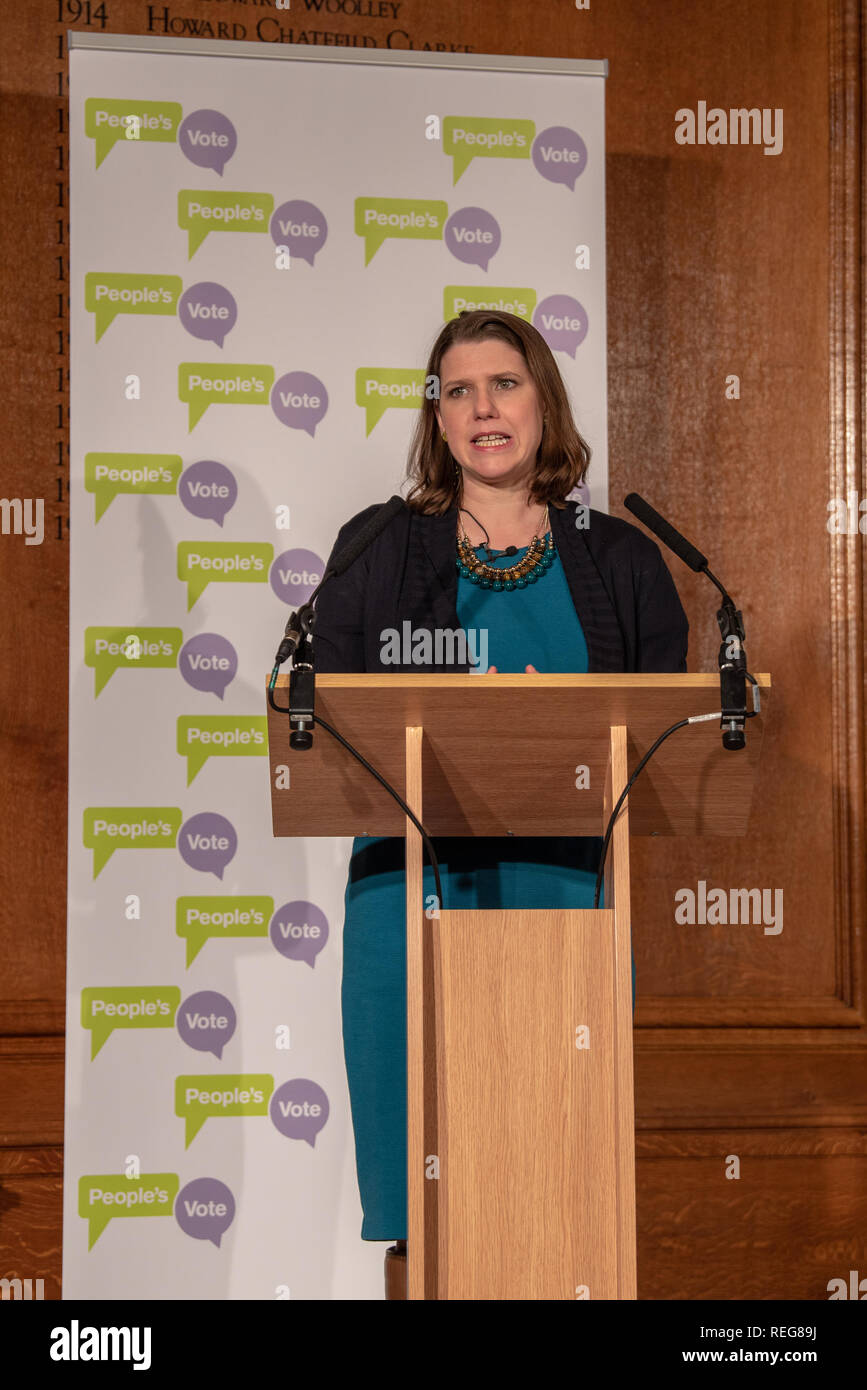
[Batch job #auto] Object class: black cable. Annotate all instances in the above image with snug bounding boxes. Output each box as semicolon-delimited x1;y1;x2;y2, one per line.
269;666;759;920
593;674;760;908
459;504;547;559
268;674;444;914
459;507;490;544
594;718;690;909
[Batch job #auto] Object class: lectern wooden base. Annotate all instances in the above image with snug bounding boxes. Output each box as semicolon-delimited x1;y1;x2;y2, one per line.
405;724;636;1301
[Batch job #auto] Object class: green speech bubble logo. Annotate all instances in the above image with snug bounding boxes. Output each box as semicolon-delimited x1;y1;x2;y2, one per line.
354;197;448;266
177;540;273;610
79;1173;179;1250
176;895;274;967
85;626;182;697
178;363;275;432
356;368;427;435
85;273;182;343
177;716;268;785
443;286;537;322
178;190;274;258
85;99;182;170
443;116;535;183
85;452;182;522
83;807;182;879
176;1073;274;1148
81;986;181;1060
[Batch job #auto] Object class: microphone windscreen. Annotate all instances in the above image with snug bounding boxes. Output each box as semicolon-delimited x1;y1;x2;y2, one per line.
624;493;707;572
328;495;406;576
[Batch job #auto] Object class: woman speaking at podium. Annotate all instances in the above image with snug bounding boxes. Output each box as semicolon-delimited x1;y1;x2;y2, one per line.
312;309;689;1297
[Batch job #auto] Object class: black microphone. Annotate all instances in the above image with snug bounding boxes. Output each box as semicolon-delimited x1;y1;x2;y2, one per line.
273;495;406;667
325;494;407;578
623;493;708;572
623;493;749;751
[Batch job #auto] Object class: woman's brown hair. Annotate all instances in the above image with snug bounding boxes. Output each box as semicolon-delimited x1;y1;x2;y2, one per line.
404;309;592;515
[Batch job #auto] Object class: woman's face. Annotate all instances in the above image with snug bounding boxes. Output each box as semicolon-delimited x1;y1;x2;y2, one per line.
434;339;544;490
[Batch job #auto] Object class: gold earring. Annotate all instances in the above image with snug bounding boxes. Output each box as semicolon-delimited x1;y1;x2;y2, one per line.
442;430;447;441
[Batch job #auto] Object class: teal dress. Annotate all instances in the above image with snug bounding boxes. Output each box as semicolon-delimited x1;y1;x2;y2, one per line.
341;540;636;1240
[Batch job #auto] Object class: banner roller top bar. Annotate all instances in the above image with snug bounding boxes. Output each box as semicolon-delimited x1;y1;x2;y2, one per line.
67;31;608;79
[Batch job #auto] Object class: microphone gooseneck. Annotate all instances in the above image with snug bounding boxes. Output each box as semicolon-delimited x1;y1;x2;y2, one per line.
593;494;761;904
623;492;751;751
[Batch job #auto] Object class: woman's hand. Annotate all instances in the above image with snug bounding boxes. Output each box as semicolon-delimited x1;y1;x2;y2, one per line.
487;664;538;673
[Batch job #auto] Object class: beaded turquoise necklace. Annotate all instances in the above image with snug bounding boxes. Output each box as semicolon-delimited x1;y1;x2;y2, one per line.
456;504;554;590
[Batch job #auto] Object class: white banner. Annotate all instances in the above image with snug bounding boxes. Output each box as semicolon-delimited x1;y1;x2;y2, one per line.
65;33;608;1299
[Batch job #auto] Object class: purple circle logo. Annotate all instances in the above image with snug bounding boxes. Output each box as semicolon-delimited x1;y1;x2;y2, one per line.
175;1177;235;1247
531;126;588;190
270;200;328;268
176;990;237;1059
179;633;238;700
269;1079;329;1147
533;295;588;358
444;207;501;272
179;812;237;879
178;110;237;176
178;283;237;349
270;371;328;437
270;901;328;968
269;549;323;607
179;460;238;527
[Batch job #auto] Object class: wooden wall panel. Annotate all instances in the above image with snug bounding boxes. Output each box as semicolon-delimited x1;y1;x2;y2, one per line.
0;0;863;1300
0;1148;63;1303
636;1131;867;1301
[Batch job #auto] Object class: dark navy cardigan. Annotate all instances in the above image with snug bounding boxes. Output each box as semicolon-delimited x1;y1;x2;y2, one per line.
312;498;689;675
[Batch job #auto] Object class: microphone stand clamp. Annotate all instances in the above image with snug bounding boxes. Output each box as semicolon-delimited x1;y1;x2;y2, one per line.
287;605;316;751
716;597;747;751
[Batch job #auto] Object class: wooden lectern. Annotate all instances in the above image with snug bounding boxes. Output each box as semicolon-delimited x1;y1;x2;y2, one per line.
265;673;770;1300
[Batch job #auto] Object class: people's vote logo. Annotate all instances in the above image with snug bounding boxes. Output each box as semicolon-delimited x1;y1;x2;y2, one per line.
533;295;588;357
178;110;237;176
176;990;236;1059
269;901;328;968
179;634;238;700
178;284;237;349
270;199;328;267
531;126;588;190
178;812;237;879
270;371;328;436
269;1080;329;1147
269;550;323;607
444;207;501;273
174;1178;235;1247
179;461;238;527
